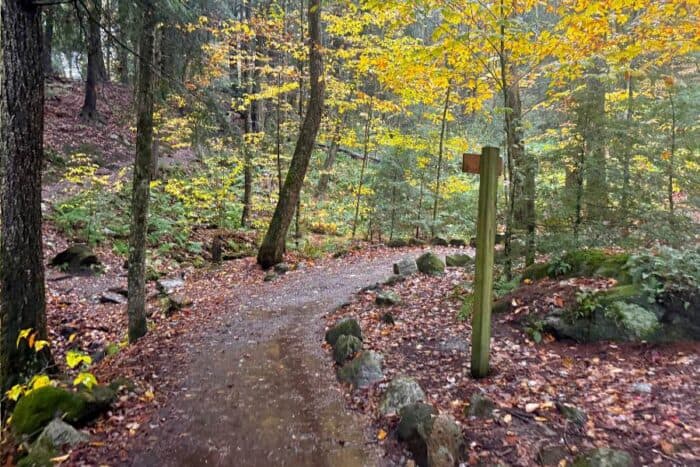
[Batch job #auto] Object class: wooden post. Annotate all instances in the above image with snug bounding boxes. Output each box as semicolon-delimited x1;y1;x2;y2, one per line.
471;146;500;378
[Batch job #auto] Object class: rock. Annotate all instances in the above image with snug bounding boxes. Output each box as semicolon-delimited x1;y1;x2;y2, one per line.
264;271;277;282
273;262;291;274
376;291;401;306
430;237;449;246
544;301;659;343
408;238;427;247
388;238;409;248
470;234;505;247
156;277;185;295
416;252;445;276
538;445;569;466
107;287;128;297
325;318;362;346
572;448;632;467
333;335;362;364
337;351;383;388
445;254;471;267
381;312;395;325
11;386;86;437
167;293;193;314
556;401;587;426
384;274;405;286
448;239;466;247
631;382;652;394
35;419;88;449
521;262;550;282
605;302;659;340
466;393;495;418
398;403;438;466
100;292;126;305
393;258;418;276
426;414;462;467
50;245;100;273
379;376;426;415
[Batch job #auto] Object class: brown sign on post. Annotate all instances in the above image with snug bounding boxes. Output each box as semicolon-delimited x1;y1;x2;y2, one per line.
462;153;503;175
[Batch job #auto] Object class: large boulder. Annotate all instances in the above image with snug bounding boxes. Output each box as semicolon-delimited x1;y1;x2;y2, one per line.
416;253;445;276
333;334;362;364
573;448;632;467
521;249;631;284
12;385;117;439
337;351;383;388
156;277;185;295
394;258;418;276
50;245;100;273
430;237;449;246
11;387;86;438
388;238;409;248
379;376;426;415
445;254;471;267
325;318;362;346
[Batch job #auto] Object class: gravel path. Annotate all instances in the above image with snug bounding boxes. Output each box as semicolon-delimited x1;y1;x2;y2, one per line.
128;250;432;467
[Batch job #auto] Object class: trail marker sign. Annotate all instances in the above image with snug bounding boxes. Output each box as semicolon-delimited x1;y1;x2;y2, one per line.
462;147;502;378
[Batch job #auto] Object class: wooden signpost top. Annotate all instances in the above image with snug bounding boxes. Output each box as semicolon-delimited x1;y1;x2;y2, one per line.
462;153;503;176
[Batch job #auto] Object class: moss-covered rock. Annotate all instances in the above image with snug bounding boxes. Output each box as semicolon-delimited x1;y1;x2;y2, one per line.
337;351;383;388
448;239;466;247
387;238;409;248
11;387;86;438
521;262;550;282
408;238;427;247
430;237;449;246
466;393;495;418
397;402;437;466
325;318;362;345
380;376;426;416
561;249;631;283
417;252;445;276
573;448;632;467
333;335;362;364
50;245;100;273
376;291;401;306
445;254;471;267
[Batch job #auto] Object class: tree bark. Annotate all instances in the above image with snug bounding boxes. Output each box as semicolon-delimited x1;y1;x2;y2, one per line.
127;0;156;343
583;71;608;220
314;118;343;199
80;0;101;120
431;83;451;237
352;97;373;239
116;0;130;84
257;0;324;268
42;7;54;77
1;0;52;394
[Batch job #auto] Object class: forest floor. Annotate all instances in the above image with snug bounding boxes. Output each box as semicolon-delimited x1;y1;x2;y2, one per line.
3;80;697;467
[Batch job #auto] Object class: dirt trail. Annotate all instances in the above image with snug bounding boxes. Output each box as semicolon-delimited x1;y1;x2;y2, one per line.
129;250;432;467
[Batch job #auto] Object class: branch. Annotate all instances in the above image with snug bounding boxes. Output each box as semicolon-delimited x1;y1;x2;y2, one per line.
317;143;379;163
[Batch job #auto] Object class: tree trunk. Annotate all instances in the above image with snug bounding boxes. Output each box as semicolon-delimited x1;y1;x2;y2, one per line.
116;0;130;84
1;0;52;394
127;0;156;343
314;118;342;199
80;0;100;120
668;93;675;222
431;83;451;237
257;0;324;268
42;8;54;77
352;97;373;239
94;1;108;82
583;71;608;220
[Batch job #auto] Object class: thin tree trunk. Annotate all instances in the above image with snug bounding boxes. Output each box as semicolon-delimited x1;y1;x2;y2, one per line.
116;0;130;84
1;0;52;394
431;83;451;237
314;117;342;199
240;3;255;227
127;0;156;343
668;93;675;222
257;0;324;268
416;169;425;238
276;69;283;197
80;0;100;120
621;73;633;219
583;70;608;220
352;97;373;239
42;8;54;77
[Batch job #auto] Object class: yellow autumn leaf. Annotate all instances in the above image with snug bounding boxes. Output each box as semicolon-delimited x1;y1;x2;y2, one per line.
73;372;98;389
6;384;24;401
16;328;32;347
29;375;51;390
377;429;387;441
66;350;92;369
34;340;50;352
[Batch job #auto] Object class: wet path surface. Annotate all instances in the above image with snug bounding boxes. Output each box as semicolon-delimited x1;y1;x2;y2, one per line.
130;251;419;467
